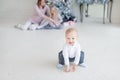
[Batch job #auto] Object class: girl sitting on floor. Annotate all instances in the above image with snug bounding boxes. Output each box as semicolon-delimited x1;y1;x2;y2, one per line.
30;5;63;30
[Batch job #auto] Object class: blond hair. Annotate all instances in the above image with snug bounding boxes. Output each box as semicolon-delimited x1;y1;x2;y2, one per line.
49;6;59;17
65;28;78;36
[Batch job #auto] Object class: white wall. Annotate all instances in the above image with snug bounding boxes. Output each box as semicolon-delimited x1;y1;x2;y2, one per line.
111;0;120;23
0;0;120;24
0;0;36;24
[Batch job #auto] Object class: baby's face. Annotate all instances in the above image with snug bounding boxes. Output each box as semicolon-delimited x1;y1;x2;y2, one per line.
66;31;78;46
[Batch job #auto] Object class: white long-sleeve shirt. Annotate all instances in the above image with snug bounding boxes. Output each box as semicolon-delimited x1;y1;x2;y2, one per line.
63;42;81;65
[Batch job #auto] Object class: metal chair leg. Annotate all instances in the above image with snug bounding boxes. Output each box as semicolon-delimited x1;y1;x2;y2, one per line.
103;3;106;24
80;4;84;22
109;0;113;23
85;4;89;17
107;2;109;19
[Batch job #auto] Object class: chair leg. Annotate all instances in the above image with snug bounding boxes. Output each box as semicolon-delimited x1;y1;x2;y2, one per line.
107;2;109;19
80;4;84;22
109;0;113;23
103;4;106;24
85;4;89;17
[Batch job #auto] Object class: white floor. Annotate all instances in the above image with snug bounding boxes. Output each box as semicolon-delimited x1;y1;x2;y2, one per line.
0;20;120;80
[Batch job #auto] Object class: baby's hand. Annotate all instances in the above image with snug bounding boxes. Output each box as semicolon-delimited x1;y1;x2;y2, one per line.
65;66;71;72
72;64;77;72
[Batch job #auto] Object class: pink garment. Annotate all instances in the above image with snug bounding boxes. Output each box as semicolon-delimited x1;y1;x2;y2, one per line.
29;4;51;24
